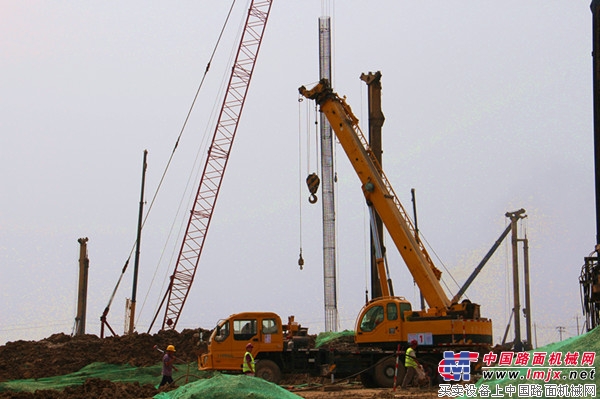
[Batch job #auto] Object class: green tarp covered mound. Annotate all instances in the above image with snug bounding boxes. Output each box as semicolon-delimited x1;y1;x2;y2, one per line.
0;362;302;398
0;362;163;392
154;373;301;399
315;330;354;348
455;327;600;399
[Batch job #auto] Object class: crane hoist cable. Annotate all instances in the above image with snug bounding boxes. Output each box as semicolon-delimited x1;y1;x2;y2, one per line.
304;100;321;204
140;0;238;232
297;96;305;269
102;0;238;333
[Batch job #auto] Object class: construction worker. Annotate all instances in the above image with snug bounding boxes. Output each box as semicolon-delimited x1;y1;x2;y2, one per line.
242;342;256;376
159;345;178;387
401;340;419;389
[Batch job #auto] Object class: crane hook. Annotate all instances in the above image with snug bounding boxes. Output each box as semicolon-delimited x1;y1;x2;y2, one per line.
306;173;320;204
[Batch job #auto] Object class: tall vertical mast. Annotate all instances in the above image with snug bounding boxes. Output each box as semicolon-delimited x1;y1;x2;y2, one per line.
319;16;337;332
592;0;600;246
580;1;600;332
360;71;385;300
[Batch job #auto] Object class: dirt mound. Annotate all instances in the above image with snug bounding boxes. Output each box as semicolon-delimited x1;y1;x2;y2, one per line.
0;328;207;382
0;378;160;399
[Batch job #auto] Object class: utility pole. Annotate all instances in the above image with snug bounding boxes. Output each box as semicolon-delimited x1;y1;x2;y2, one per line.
74;237;89;336
506;209;527;350
128;149;147;334
556;326;566;341
519;235;532;349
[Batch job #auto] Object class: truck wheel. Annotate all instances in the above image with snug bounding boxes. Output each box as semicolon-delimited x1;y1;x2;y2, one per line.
374;356;403;388
360;371;377;388
255;359;282;384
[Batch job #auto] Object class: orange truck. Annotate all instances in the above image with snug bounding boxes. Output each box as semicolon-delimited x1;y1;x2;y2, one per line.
198;311;415;387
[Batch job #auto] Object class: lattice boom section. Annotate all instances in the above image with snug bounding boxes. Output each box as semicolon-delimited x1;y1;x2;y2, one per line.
161;0;272;330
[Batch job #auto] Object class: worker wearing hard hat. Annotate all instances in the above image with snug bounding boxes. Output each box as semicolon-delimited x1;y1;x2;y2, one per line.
401;340;419;389
159;345;178;387
242;342;256;376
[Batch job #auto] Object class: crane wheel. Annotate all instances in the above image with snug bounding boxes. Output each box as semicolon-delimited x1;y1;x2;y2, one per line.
255;359;282;384
374;356;403;388
418;356;442;386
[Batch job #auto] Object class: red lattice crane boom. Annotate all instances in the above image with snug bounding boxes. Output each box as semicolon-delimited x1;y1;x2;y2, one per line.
155;0;273;330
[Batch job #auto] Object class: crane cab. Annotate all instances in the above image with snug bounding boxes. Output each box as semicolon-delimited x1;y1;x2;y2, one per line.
355;297;412;349
355;297;493;349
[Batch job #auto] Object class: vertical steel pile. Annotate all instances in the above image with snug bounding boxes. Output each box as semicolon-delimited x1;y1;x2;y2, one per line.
319;16;338;332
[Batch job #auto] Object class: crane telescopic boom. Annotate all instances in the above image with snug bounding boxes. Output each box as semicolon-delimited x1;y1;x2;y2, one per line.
300;79;451;313
300;78;492;355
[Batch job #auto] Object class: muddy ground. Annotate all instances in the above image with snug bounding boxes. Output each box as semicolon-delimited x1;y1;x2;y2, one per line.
0;330;439;398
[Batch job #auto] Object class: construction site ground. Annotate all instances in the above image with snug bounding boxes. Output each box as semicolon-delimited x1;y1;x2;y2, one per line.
0;329;439;398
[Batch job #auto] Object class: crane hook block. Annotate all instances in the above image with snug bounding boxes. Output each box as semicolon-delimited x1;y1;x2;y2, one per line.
298;252;304;270
306;173;320;204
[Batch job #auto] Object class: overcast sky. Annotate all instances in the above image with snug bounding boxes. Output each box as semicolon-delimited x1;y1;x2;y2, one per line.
0;1;593;348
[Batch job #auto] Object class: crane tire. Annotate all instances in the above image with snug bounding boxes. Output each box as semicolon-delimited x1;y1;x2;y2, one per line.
255;359;282;384
374;356;403;388
418;355;441;386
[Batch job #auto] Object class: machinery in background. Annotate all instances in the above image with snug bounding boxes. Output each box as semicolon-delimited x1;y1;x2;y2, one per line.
580;1;600;332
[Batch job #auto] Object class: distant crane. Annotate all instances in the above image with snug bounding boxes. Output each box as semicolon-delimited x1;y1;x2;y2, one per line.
581;1;600;332
150;0;273;331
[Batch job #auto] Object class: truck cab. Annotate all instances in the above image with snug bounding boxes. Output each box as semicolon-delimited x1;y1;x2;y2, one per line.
199;312;284;373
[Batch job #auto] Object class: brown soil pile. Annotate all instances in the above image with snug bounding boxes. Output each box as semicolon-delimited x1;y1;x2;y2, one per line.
0;328;206;381
0;328;207;398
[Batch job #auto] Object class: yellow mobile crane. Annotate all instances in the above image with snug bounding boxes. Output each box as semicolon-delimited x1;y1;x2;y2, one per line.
299;79;493;350
198;80;493;387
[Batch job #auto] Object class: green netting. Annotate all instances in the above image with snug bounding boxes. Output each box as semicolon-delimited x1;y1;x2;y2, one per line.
0;363;303;398
315;329;354;348
0;361;209;393
455;327;600;399
154;373;302;399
